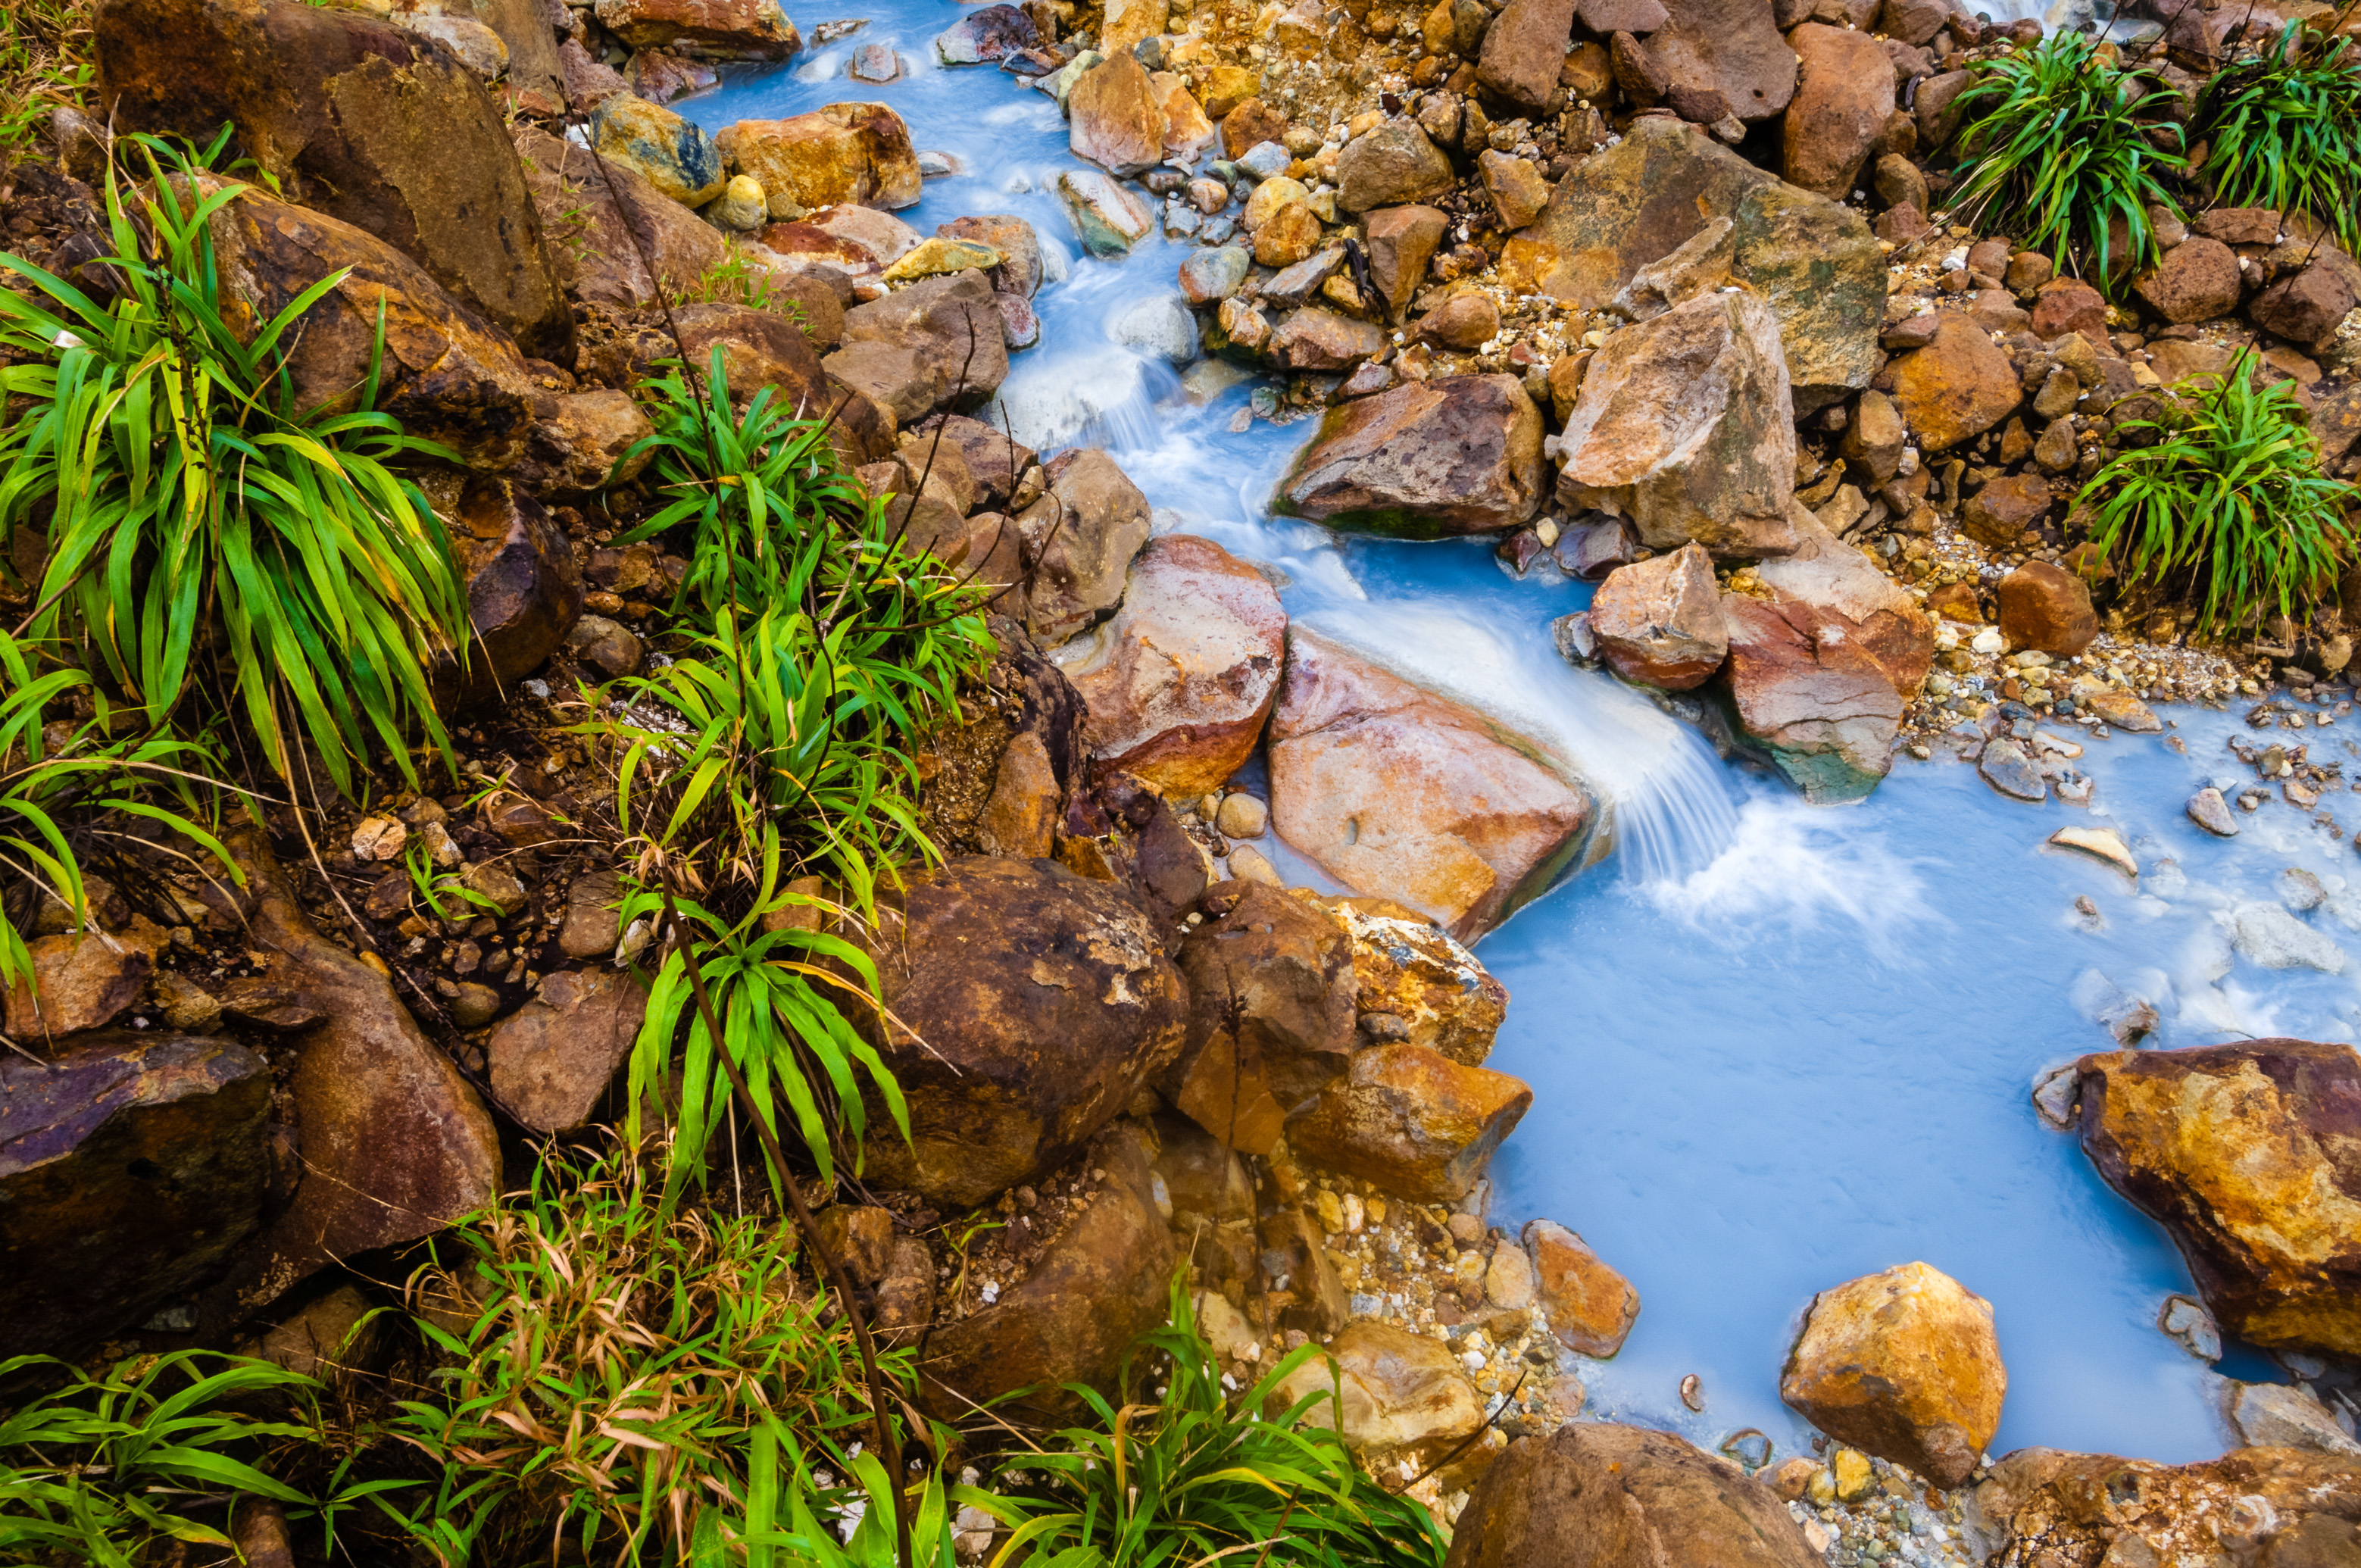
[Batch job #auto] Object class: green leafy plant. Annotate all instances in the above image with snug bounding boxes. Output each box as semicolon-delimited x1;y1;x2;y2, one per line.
0;1349;326;1566
745;1429;975;1568
400;835;500;925
0;0;89;164
2191;28;2361;254
2080;348;2359;635
1950;32;2188;287
0;130;470;798
670;246;816;320
378;1144;909;1567
986;1280;1451;1568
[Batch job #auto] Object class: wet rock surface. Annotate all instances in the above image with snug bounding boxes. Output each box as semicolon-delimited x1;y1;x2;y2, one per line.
1276;374;1545;537
1780;1261;2006;1488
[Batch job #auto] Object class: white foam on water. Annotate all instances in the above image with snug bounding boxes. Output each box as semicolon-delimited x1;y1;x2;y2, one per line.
1636;793;1934;952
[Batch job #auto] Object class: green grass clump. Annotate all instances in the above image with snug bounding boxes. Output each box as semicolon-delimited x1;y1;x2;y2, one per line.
2080;348;2359;636
988;1279;1452;1568
2191;29;2361;255
1949;32;2188;289
0;0;89;165
0;1349;329;1566
0;133;470;798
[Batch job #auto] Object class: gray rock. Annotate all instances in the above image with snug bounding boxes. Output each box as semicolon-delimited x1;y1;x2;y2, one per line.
1978;739;2047;802
2160;1293;2221;1360
2282;868;2327;913
1237;139;1293;180
2225;1380;2361;1455
1553;611;1600;667
2031;1064;2079;1131
1110;293;1201;363
2231;905;2345;973
1179;245;1251;304
2187;786;2239;836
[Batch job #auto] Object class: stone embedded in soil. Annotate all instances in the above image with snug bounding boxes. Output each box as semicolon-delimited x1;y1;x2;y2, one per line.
486;967;650;1135
1554;290;1798;558
2133;236;2243;324
1997;561;2097;657
2;924;161;1039
1451;1420;1824;1568
1513;116;1882;399
717;102;922;214
1589;545;1729;691
1271;1319;1485;1466
1782;23;1893;201
2030;277;2108;341
1277;374;1545;537
511;123;726;311
1285;1041;1532;1202
1364;205;1448;318
447;476;585;694
1335;121;1457;213
831;269;1010;422
1267;629;1598;939
858;857;1184;1207
1051;533;1285;798
1890;314;2023;454
2078;1039;2361;1359
1526;1218;1641;1357
0;1032;270;1357
1477;0;1579;112
1780;1260;2006;1488
2250;261;2360;350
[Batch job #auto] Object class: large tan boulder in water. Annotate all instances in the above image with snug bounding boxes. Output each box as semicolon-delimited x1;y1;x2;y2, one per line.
1266;629;1599;940
1781;1261;2007;1487
96;0;573;361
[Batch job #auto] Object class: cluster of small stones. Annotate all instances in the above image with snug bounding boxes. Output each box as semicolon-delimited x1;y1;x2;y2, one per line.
1772;1450;1980;1568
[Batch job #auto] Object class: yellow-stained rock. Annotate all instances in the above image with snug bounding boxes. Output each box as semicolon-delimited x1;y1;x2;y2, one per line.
716;102;922;215
882;236;1004;284
1524;1218;1641;1357
1270;1318;1485;1468
1779;1261;2004;1487
1286;1042;1531;1201
1315;897;1508;1064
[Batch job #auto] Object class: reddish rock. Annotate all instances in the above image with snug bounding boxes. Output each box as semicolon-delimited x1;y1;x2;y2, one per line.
2030;276;2108;340
862;858;1185;1207
1052;534;1286;798
592;0;801;58
1068;52;1166;176
1416;293;1501;351
1325;898;1509;1064
1997;561;2097;657
1220;98;1288;160
1890;314;2022;451
2194;206;2281;245
1278;374;1545;537
1364;204;1448;317
1478;0;1578;113
1151;72;1218;166
1720;592;1905;802
1526;1219;1641;1357
2134;236;2244;323
1961;473;2055;549
486;967;650;1135
1267;629;1599;939
1022;448;1154;645
2250;262;2359;349
1272;306;1388;370
1782;24;1894;200
1753;512;1932;695
1644;0;1800;123
1589;544;1729;690
1288;1042;1532;1202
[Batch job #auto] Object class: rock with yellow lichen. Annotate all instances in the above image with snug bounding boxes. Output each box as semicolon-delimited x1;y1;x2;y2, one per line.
1780;1260;2006;1488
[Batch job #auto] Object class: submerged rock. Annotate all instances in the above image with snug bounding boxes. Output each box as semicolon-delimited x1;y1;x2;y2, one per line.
2076;1039;2361;1359
1719;594;1904;804
1267;629;1600;939
1978;739;2047;803
2234;905;2345;973
1780;1261;2006;1488
1057;168;1157;257
1276;375;1546;537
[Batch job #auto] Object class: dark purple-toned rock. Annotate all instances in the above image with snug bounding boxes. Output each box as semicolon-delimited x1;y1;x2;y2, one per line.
450;476;586;692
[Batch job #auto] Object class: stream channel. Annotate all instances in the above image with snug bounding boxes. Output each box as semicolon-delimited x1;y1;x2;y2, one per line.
681;8;2349;1469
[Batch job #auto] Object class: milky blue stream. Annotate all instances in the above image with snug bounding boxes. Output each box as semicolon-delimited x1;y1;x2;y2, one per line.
686;16;2357;1466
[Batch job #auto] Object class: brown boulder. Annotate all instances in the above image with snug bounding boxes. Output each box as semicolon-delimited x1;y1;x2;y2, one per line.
1336;121;1457;214
1052;534;1285;797
862;857;1185;1207
1961;473;2054;548
1276;374;1546;537
223;829;498;1311
909;412;1037;510
1966;1446;2361;1568
1645;0;1800;123
1220;97;1289;160
918;1122;1176;1417
1782;24;1894;200
1023;448;1154;645
1160;882;1357;1154
1268;629;1601;939
201;176;538;469
1720;592;1905;803
592;0;801;58
2;925;160;1040
2134;236;2243;323
1525;1219;1641;1357
486;967;650;1135
1553;289;1798;558
1363;205;1448;317
0;1033;270;1357
1068;52;1166;176
448;476;585;690
1590;545;1729;690
2030;277;2107;341
829;269;1010;421
95;0;573;360
2076;1039;2361;1358
1997;561;2097;657
717;102;922;214
1780;1261;2006;1488
514;389;657;495
511;124;726;309
1751;511;1933;695
1447;1422;1822;1568
1288;1042;1532;1202
1273;307;1388;370
2250;261;2359;349
1890;314;2022;451
1273;1320;1486;1467
1478;0;1578;113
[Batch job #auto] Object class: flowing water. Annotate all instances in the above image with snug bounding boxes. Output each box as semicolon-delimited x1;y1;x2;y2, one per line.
685;20;2356;1467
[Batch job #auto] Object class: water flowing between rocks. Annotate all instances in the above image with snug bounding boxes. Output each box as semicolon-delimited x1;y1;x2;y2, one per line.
690;14;2349;1466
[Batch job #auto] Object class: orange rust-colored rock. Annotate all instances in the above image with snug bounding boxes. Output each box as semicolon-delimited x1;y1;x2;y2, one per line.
1968;1445;2361;1568
1524;1218;1641;1357
1890;314;2023;452
1286;1042;1532;1202
1321;897;1509;1065
717;102;922;213
1779;1261;2006;1487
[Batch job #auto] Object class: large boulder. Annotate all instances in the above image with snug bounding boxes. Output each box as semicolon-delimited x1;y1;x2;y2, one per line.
1645;0;1798;123
1780;1261;2006;1488
1890;314;2023;451
2134;236;2243;324
861;857;1186;1208
1269;629;1599;939
918;1121;1176;1417
1273;1320;1487;1468
1068;52;1166;176
1512;116;1882;401
2076;1039;2361;1358
1589;544;1729;690
1719;591;1905;803
1963;1446;2361;1568
1782;24;1894;200
201;176;538;469
486;967;649;1135
511;123;727;309
223;829;498;1311
827;270;1009;423
0;1033;270;1357
1447;1422;1823;1568
1159;882;1357;1155
96;0;573;361
1551;289;1799;558
1288;1042;1532;1202
1051;534;1285;798
716;103;923;214
1275;375;1546;537
1021;448;1154;645
592;0;801;58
